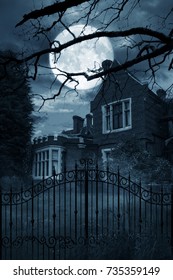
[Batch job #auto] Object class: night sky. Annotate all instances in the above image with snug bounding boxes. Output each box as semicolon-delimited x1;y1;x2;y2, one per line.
0;0;173;137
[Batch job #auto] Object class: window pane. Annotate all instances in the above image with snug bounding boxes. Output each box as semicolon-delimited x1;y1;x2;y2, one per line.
124;101;130;110
105;106;111;131
42;162;45;177
46;161;49;176
112;103;123;129
52;150;58;160
34;150;51;177
124;100;130;127
38;162;41;176
46;150;49;160
105;151;111;162
52;160;58;173
125;110;130;126
102;149;112;165
35;153;38;162
39;153;41;161
103;99;131;133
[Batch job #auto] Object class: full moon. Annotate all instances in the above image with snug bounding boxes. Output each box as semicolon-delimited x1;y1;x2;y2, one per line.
49;25;114;90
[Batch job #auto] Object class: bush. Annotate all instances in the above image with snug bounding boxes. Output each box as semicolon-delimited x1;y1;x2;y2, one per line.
109;138;172;184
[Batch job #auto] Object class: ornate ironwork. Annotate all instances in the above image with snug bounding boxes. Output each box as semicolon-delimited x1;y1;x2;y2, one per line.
1;160;172;206
0;158;173;260
79;158;95;169
1;235;110;250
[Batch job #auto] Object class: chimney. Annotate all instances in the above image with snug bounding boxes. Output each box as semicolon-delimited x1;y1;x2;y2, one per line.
157;89;166;100
102;60;113;71
73;115;84;134
86;113;93;129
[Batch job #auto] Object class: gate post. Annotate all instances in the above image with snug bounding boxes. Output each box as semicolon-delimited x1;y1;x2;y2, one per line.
84;161;89;240
52;167;56;260
0;187;2;260
117;167;120;233
171;189;173;252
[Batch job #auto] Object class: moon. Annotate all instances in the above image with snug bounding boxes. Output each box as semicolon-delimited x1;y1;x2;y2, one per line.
49;25;114;90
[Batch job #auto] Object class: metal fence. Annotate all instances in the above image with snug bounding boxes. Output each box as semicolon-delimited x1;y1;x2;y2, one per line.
0;158;173;259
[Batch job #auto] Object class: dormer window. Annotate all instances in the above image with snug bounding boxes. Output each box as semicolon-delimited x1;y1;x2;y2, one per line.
102;98;132;133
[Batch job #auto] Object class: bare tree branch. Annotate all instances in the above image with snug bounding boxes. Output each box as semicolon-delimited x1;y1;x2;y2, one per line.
16;0;88;27
9;28;172;63
6;28;171;82
6;0;172;106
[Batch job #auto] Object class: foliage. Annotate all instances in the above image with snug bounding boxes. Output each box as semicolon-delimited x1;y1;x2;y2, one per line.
0;51;33;182
110;137;172;183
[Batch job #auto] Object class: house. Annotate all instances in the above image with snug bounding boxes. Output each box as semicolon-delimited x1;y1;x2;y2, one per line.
90;60;170;163
32;114;97;180
32;59;173;180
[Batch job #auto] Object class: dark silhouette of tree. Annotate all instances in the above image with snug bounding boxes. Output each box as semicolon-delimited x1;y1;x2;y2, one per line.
10;0;173;102
0;51;33;182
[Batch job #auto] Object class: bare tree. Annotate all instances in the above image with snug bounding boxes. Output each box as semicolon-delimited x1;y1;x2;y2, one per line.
4;0;173;101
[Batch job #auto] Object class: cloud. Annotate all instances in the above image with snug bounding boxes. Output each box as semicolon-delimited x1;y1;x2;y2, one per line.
57;108;74;113
1;0;173;136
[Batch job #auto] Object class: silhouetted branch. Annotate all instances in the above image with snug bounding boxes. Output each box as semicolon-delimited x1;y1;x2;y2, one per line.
16;0;88;27
6;0;172;104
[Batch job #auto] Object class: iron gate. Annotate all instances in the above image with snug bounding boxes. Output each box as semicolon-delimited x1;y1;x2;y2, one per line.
0;158;173;259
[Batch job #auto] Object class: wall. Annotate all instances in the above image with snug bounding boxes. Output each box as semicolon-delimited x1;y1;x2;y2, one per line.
91;66;168;157
91;70;145;145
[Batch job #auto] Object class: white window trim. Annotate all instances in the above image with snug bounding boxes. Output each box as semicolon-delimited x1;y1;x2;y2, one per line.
33;146;64;179
102;148;114;164
102;98;132;134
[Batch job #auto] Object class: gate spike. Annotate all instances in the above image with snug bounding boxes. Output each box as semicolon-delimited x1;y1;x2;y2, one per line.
75;160;77;169
128;171;131;181
106;160;109;172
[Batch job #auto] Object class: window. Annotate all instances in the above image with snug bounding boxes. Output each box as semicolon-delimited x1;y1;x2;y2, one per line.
105;105;111;131
103;149;111;162
33;148;62;179
102;98;132;133
112;102;123;129
34;150;50;177
102;148;113;166
52;150;59;174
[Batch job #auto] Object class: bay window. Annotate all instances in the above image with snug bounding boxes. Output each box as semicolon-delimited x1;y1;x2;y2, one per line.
33;147;63;179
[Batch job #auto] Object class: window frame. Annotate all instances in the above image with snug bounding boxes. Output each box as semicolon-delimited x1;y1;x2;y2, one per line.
102;98;132;134
102;148;113;164
33;146;63;179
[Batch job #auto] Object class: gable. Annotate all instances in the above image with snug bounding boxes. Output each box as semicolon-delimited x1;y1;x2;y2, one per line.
90;60;167;149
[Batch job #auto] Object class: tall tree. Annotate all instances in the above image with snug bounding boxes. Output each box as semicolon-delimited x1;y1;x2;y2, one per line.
0;51;33;181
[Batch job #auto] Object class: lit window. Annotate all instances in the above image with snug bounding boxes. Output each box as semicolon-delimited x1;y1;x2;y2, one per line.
102;98;132;133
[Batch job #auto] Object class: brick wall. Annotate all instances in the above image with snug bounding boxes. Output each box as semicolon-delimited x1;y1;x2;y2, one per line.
91;67;168;157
